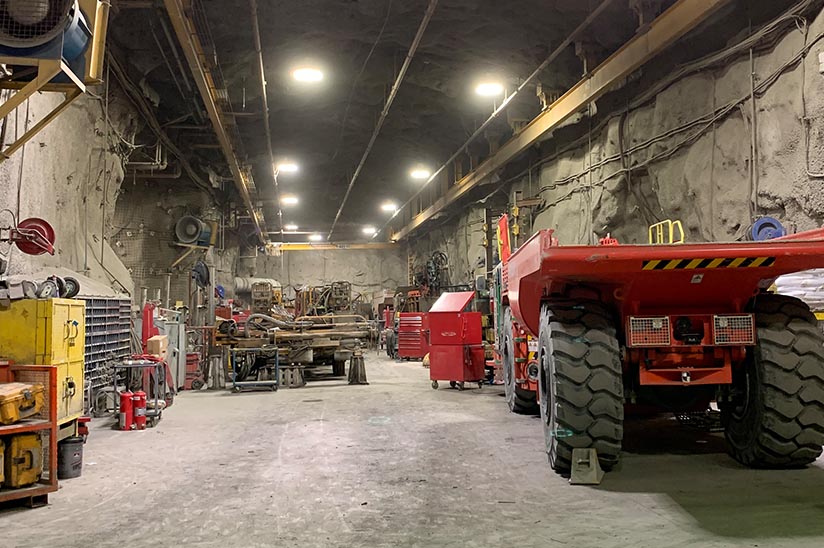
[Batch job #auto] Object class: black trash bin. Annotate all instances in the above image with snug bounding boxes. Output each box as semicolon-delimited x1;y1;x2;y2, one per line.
57;436;84;479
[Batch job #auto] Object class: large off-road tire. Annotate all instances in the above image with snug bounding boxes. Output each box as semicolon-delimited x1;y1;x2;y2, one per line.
724;294;824;468
538;301;624;474
502;307;539;415
333;360;346;377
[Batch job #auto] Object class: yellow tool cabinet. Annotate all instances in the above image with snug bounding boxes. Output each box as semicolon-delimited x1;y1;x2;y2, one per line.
0;299;85;439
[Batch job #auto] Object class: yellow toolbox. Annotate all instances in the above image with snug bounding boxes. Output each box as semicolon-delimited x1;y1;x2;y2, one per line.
3;433;43;488
0;383;45;425
0;299;85;438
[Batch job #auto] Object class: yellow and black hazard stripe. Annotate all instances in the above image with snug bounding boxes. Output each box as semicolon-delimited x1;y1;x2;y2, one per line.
642;257;776;271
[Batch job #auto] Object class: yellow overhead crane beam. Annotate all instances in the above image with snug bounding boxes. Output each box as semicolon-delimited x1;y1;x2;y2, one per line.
390;0;732;241
163;0;267;245
267;242;398;252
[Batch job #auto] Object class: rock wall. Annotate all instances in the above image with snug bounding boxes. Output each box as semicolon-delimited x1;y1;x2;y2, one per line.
238;247;408;300
0;90;137;296
109;179;234;304
407;206;491;288
410;3;824;276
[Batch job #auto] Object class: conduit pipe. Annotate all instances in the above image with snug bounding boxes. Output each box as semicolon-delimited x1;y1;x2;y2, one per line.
327;0;439;239
249;0;284;233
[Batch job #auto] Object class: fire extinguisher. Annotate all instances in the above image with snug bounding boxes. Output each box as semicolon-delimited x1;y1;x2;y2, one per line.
133;391;147;430
119;390;134;431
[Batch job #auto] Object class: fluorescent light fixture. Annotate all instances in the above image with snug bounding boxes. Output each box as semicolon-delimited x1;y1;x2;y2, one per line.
277;162;299;173
292;67;324;82
380;202;397;212
475;82;504;96
309;233;324;241
410;169;430;180
284;224;298;231
362;226;377;235
281;195;299;206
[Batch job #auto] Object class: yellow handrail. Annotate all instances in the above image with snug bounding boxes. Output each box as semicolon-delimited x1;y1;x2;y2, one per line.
649;220;685;244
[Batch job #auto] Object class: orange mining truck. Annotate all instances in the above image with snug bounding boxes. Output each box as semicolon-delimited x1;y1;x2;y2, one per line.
495;221;824;475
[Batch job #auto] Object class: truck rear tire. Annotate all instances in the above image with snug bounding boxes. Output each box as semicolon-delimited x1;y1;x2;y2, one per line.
333;360;346;377
538;302;624;474
725;294;824;468
503;307;539;415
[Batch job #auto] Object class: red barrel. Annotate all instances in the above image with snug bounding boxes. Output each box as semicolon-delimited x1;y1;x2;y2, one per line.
133;391;147;430
119;391;134;431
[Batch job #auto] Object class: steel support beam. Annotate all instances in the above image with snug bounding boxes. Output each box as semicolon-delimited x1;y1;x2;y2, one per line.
163;0;267;244
270;243;398;252
390;0;730;241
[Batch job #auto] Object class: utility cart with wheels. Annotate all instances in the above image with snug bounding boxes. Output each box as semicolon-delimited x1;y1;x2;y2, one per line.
503;226;824;475
428;291;485;391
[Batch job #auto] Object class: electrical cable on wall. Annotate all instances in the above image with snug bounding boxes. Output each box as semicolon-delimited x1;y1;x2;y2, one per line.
523;22;823;232
451;0;818;235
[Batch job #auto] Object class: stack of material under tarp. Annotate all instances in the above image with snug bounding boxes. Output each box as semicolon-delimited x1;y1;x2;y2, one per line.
776;269;824;312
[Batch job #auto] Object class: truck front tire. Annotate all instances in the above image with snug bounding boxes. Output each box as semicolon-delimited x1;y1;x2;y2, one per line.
538;302;624;474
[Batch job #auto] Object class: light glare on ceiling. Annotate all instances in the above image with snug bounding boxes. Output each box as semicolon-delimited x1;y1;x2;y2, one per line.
475;82;504;96
309;233;324;241
277;162;299;173
292;67;324;82
362;226;377;235
284;224;298;231
380;202;397;212
410;169;430;180
281;195;299;206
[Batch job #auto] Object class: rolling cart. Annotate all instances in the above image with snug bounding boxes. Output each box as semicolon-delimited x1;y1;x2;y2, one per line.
112;357;169;427
230;347;280;392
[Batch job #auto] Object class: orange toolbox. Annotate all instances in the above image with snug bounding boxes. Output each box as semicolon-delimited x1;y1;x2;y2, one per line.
0;382;45;425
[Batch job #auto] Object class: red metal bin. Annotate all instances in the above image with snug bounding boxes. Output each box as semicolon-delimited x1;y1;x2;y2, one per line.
428;291;485;389
398;312;429;360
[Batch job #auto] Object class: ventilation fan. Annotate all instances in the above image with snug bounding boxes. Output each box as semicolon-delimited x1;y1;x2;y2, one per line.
0;0;96;83
0;1;76;48
0;0;109;161
175;216;215;247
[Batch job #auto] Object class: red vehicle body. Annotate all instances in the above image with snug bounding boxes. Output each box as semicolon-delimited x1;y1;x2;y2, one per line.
398;312;429;360
498;225;824;475
428;291;485;390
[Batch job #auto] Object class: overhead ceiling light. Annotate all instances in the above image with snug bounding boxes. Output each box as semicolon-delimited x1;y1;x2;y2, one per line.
410;169;430;180
380;202;397;212
475;82;504;97
362;226;377;235
309;233;324;242
284;224;298;231
277;162;299;173
281;195;299;206
292;67;324;83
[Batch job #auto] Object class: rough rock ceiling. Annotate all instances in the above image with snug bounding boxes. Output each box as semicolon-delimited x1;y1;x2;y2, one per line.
107;1;647;241
204;0;640;241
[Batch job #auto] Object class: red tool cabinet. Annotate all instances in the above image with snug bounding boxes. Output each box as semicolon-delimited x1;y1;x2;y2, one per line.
398;312;429;360
428;291;485;389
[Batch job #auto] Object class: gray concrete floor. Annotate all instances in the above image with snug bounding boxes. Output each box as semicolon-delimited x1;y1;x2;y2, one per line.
4;354;824;547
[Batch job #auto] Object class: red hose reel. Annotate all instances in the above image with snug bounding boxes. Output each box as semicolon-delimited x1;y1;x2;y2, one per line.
1;217;55;256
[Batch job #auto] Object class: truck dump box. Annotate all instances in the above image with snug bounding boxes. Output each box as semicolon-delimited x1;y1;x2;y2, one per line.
507;228;824;338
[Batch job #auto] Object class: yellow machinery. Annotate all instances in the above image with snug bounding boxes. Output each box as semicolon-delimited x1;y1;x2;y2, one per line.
4;433;42;488
0;299;85;440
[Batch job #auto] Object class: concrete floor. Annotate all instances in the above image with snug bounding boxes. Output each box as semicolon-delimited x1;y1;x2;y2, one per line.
5;354;824;547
